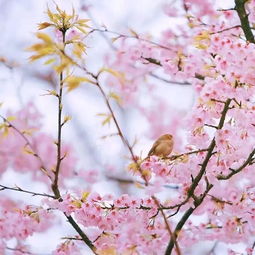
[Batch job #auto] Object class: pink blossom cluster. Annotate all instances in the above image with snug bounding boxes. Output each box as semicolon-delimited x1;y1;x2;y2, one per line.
0;196;54;252
53;241;81;255
0;103;77;187
47;192;172;254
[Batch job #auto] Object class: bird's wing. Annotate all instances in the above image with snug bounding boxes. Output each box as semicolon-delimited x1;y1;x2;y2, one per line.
147;140;160;156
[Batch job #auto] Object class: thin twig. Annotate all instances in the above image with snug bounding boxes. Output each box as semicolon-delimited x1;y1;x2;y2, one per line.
87;28;173;51
6;246;50;255
153;196;182;255
0;115;51;179
149;73;191;85
0;184;55;198
210;25;241;34
65;213;97;253
106;175;179;189
166;148;209;160
51;30;66;200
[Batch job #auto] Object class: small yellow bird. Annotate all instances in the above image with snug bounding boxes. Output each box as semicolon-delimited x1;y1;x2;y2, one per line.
147;134;174;158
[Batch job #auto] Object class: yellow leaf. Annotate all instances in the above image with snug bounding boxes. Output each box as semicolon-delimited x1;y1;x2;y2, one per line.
108;92;122;104
27;43;45;52
73;42;86;59
96;113;108;117
98;248;117;255
0;124;9;137
36;32;53;44
44;58;55;65
129;28;139;38
54;62;69;73
81;191;90;202
111;36;121;43
100;68;125;80
127;162;139;172
71;200;82;208
38;22;53;30
28;45;55;62
194;43;209;50
21;128;37;136
47;7;55;23
23;146;34;155
62;115;72;125
3;126;9;137
194;30;210;41
64;76;96;91
6;116;16;122
56;5;64;16
43;90;58;96
64;115;72;122
193;30;210;50
31;212;40;223
141;169;151;179
134;182;144;189
76;19;90;28
74;25;87;34
77;19;90;24
102;115;112;126
178;154;189;163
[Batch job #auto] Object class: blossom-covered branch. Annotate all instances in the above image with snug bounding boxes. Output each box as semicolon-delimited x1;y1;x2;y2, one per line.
165;99;231;254
217;147;255;180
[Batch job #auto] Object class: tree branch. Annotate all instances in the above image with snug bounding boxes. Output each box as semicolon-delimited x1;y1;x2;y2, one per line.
149;73;191;86
87;28;172;51
217;148;255;180
0;115;51;179
106;175;179;189
6;246;49;255
234;0;255;43
167;148;209;160
164;99;231;254
52;30;66;200
65;214;98;254
165;182;213;254
0;184;55;198
153;196;182;255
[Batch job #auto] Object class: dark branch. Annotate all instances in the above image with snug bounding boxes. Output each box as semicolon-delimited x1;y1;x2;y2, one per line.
51;30;66;200
65;214;97;253
164;99;231;254
234;0;255;43
210;25;241;34
217;148;255;180
87;28;172;51
0;184;54;198
167;148;209;160
149;73;191;86
106;175;179;189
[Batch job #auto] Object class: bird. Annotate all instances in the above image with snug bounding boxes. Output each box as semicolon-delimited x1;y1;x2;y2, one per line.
147;134;174;158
